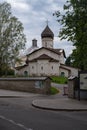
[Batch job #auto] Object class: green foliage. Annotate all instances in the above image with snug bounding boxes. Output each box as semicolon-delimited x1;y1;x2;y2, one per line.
54;0;87;70
50;86;59;95
51;76;68;84
7;69;15;76
65;55;72;66
0;2;26;74
0;66;15;77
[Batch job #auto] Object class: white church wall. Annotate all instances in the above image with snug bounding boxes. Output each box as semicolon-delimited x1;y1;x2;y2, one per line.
16;60;79;77
49;62;60;76
36;61;60;76
29;62;37;76
69;67;79;77
29;60;60;76
37;60;49;76
60;53;65;64
59;68;69;77
60;65;79;77
16;66;29;76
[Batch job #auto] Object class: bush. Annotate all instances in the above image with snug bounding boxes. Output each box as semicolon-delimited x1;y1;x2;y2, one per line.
50;86;59;95
51;76;68;84
7;69;15;76
0;69;15;77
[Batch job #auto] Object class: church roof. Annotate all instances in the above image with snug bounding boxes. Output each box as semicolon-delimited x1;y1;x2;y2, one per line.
15;64;28;70
36;54;52;59
48;48;66;58
59;65;71;71
28;54;59;62
26;47;66;58
41;25;54;39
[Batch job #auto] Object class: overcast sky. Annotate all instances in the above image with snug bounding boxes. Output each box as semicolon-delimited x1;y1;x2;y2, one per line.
0;0;75;57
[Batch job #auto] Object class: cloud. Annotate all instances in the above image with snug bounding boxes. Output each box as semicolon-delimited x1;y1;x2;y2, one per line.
13;2;30;12
6;0;32;13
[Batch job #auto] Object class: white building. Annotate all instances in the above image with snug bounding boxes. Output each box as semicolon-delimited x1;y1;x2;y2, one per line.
15;25;79;77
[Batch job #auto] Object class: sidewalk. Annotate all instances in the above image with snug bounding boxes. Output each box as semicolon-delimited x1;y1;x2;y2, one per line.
32;95;87;111
0;89;40;97
32;83;87;111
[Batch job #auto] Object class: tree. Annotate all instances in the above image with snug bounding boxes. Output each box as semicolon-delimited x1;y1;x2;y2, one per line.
0;2;26;76
65;55;72;66
54;0;87;70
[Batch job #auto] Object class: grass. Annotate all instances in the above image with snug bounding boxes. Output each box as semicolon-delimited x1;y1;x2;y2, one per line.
50;86;59;95
51;76;68;84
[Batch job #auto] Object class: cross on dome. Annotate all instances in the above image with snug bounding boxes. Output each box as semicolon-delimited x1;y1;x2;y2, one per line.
46;20;49;26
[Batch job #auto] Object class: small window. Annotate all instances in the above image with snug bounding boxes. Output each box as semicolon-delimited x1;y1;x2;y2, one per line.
45;42;47;47
52;66;53;69
61;72;65;77
32;66;34;69
41;66;43;70
24;71;28;77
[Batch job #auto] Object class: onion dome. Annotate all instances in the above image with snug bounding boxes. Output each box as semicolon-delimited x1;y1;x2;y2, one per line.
41;25;54;39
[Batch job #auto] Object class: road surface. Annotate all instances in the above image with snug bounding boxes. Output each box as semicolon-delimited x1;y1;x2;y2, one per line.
0;96;87;130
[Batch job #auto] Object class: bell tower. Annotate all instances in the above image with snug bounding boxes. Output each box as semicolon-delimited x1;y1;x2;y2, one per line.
41;24;54;48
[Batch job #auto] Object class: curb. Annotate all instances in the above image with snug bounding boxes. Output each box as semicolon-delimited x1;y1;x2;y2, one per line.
32;101;87;112
0;96;22;98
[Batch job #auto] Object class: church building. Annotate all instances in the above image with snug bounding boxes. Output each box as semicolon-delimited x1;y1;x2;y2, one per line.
15;25;79;77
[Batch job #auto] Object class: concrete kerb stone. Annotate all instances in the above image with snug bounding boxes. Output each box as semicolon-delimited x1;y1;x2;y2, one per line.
32;99;87;111
0;96;21;98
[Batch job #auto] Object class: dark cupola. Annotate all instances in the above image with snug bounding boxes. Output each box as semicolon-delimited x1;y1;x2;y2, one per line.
41;25;54;48
41;25;54;39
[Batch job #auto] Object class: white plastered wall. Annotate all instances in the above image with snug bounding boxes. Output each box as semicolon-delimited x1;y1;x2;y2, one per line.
42;38;53;48
59;68;69;77
16;59;60;76
60;65;79;77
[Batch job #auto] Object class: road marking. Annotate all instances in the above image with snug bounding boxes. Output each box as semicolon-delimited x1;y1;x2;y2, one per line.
0;115;33;130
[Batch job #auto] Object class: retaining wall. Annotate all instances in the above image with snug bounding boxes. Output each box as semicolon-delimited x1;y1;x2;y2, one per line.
0;77;51;94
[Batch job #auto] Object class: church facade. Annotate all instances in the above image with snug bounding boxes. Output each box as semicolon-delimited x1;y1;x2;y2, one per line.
15;25;79;77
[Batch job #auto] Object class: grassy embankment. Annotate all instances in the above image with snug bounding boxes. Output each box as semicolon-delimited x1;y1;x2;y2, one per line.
50;76;68;95
51;76;68;84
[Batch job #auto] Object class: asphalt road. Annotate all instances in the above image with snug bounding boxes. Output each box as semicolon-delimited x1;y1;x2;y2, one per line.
0;97;87;130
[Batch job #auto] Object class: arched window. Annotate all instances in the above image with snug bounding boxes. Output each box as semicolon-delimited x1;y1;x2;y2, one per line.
32;66;34;69
45;42;47;47
24;71;28;77
61;72;65;77
41;66;43;70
